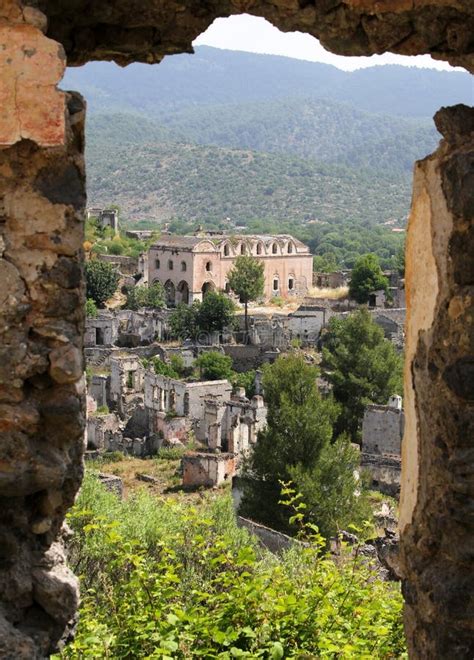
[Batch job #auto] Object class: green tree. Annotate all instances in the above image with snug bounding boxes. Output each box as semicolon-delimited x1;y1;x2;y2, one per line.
239;353;361;537
195;351;234;381
196;291;235;334
85;297;98;318
322;309;403;442
313;252;339;273
125;282;165;310
289;436;371;541
169;301;201;340
227;255;264;335
395;242;405;276
349;254;389;304
85;260;119;307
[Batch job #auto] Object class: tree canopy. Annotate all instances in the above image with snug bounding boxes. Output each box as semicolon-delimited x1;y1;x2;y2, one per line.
169;293;235;341
194;351;234;381
196;291;235;334
322;309;403;442
349;254;389;304
85;260;120;307
227;256;265;334
239;353;367;538
125;282;165;310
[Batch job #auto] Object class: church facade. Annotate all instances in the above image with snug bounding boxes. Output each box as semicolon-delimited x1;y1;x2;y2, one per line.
148;232;313;305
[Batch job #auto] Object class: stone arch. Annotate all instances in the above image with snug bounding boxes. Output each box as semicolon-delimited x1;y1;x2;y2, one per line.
201;281;215;297
177;280;189;304
164;279;176;306
256;241;263;255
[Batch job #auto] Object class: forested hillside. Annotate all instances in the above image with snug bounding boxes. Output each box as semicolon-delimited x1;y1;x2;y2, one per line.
86;114;411;226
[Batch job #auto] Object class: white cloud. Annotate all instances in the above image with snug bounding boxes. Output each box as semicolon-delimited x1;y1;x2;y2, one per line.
193;15;461;72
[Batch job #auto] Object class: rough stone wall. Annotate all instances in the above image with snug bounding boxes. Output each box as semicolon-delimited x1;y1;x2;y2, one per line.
34;0;474;72
399;105;474;657
0;4;87;653
362;405;404;456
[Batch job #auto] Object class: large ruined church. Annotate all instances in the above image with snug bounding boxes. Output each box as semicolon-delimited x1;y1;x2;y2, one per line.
148;231;314;304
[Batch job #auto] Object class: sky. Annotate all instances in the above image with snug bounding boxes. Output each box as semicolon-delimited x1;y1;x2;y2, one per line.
193;14;459;72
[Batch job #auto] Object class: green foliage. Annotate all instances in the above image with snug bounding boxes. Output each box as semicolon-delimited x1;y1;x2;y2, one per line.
85;297;98;318
349;253;389;303
169;353;186;377
228;256;265;332
322;309;403;441
228;256;265;305
151;358;180;380
231;370;256;398
169;294;235;340
85;260;120;307
395;241;406;276
59;473;406;658
95;405;110;415
156;446;187;461
169;301;201;340
195;351;234;381
196;291;235;334
313;253;339;273
126;282;165;310
289;436;372;541
239;354;368;538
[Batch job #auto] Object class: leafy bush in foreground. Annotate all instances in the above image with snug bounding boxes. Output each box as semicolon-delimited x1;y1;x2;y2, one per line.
59;475;406;659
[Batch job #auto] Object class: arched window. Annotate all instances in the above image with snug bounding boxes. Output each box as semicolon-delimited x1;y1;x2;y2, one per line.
168;259;173;270
181;261;187;272
272;243;278;254
155;258;160;269
273;278;279;291
240;243;246;255
287;242;293;254
256;242;263;255
223;243;230;256
205;261;212;272
288;277;294;291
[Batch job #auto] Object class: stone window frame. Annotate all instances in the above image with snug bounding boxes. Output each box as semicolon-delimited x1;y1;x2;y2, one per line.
181;260;187;272
168;259;174;270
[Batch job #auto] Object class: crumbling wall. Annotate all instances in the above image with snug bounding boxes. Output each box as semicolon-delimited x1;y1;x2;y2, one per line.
399;105;474;657
362;405;404;456
0;4;86;654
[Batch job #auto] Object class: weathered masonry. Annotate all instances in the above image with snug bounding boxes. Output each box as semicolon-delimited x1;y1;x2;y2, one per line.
0;1;473;657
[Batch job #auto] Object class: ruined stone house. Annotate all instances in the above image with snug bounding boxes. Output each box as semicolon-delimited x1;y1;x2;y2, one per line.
148;231;313;304
361;396;405;497
0;1;473;657
144;371;233;442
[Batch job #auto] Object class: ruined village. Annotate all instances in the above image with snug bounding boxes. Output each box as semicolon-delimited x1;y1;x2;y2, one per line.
86;209;406;531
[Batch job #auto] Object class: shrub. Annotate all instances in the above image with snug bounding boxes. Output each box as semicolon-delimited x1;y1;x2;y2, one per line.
231;369;256;397
85;260;120;307
195;351;233;381
60;475;406;659
85;297;98;318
